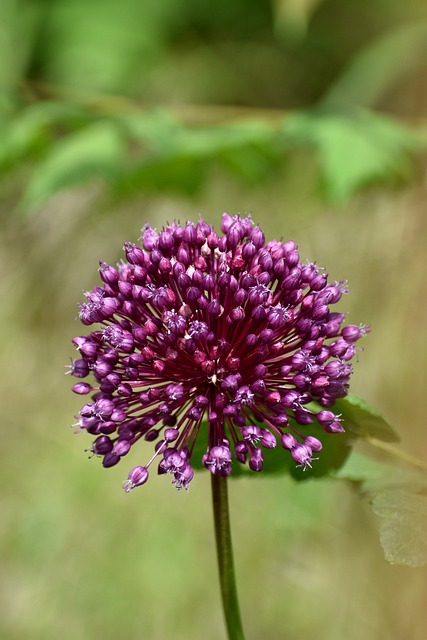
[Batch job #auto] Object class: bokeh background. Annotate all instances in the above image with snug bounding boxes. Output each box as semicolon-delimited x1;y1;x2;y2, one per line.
1;1;427;638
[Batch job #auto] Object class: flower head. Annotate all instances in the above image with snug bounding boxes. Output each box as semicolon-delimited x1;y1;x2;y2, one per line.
69;213;369;491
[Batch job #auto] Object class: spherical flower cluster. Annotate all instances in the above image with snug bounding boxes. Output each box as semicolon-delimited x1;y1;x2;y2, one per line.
69;214;369;492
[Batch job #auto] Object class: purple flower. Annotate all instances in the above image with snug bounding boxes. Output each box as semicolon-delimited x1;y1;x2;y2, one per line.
69;213;369;491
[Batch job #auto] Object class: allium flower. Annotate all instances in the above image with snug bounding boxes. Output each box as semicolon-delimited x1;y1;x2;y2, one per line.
69;214;369;492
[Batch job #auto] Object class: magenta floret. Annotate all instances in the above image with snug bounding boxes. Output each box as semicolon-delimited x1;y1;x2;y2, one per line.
69;214;369;491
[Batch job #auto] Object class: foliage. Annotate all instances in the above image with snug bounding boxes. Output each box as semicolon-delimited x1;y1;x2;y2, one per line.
282;109;420;202
333;393;400;442
372;490;427;567
193;394;427;568
335;451;427;567
193;394;398;480
2;0;427;213
0;101;423;212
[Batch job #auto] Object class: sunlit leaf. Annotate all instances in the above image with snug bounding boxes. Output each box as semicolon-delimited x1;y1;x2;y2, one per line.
5;104;422;211
20;120;125;210
333;450;427;493
122;112;274;157
118;110;181;151
116;113;277;195
334;394;400;443
372;490;427;567
335;449;427;565
283;110;417;201
0;102;85;167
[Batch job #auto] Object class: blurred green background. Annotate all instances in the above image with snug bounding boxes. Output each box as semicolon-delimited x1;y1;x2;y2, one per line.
1;0;427;638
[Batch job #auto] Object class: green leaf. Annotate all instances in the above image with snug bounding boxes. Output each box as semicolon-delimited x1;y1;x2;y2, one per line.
335;449;427;565
121;112;274;158
116;113;277;195
190;418;352;480
184;395;397;481
118;155;207;196
283;110;417;201
333;450;427;494
372;490;427;567
0;102;85;168
118;110;181;152
20;120;125;211
334;394;400;443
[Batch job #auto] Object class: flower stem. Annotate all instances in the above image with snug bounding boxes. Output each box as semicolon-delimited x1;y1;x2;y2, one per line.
211;473;246;640
366;437;427;471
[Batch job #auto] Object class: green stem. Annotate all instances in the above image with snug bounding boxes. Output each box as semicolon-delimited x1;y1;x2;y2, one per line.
366;437;427;471
211;473;246;640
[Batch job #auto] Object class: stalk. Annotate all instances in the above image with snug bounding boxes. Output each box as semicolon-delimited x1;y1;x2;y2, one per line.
211;473;246;640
